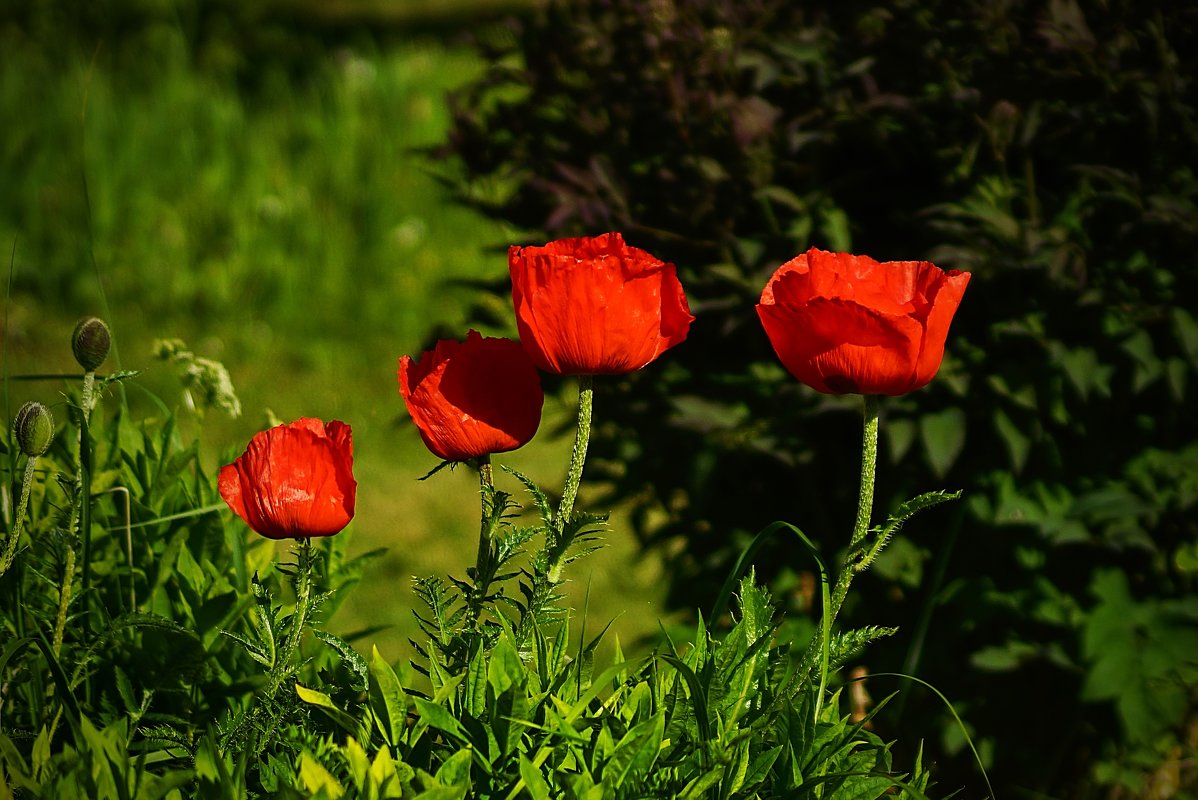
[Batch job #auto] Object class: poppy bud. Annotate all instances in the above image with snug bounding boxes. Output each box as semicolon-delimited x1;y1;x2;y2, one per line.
72;316;111;372
13;401;54;457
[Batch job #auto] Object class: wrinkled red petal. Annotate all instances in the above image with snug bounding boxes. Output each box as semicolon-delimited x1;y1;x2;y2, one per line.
219;418;355;539
510;232;693;375
758;298;923;395
912;268;972;390
758;248;969;395
400;331;544;461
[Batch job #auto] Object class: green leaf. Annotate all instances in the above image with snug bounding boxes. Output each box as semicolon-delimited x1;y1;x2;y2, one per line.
720;738;751;798
679;766;723;799
884;417;917;463
993;407;1030;473
299;751;345;799
742;745;783;794
505;466;553;528
1174;307;1198;368
465;641;487;718
435;746;474;789
313;631;369;693
868;537;926;588
519;755;553;800
369;646;408;746
818;204;852;251
827;626;898;669
606;711;665;787
413;697;469;745
31;726;51;779
488;637;523;696
919;408;966;478
295;684;362;738
658;654;711;744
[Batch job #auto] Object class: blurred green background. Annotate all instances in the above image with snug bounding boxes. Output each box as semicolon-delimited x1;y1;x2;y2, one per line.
0;0;677;666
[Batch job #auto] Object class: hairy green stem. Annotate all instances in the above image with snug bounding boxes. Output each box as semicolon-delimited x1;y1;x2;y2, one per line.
476;456;494;572
800;394;880;679
53;546;76;656
468;456;496;629
0;456;38;576
78;371;95;626
268;538;315;697
555;375;593;533
830;394;880;620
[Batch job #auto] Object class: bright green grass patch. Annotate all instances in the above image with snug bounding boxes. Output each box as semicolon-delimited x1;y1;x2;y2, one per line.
2;26;675;664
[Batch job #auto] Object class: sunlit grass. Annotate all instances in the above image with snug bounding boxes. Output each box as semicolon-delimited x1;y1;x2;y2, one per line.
2;22;677;665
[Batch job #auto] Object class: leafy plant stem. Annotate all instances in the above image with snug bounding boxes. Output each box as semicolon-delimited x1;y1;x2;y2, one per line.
830;394;880;623
555;375;593;537
476;455;494;572
469;455;495;629
53;546;76;657
77;370;96;644
799;394;879;689
0;455;38;576
268;538;315;698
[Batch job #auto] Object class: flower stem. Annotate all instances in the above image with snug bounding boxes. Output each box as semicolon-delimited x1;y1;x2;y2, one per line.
77;371;96;631
830;394;880;620
476;455;494;570
469;455;496;629
0;456;38;577
556;375;593;533
53;546;76;657
800;394;880;681
268;538;315;697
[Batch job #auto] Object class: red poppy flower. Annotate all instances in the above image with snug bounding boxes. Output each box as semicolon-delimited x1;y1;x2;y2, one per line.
757;248;971;396
219;418;356;539
509;232;694;375
399;330;544;461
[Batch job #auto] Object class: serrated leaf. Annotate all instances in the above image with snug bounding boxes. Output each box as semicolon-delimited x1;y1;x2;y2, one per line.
314;630;369;693
504;466;553;527
859;490;961;572
827;627;898;669
221;630;272;667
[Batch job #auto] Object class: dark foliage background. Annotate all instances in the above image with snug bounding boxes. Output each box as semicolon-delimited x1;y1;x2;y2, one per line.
438;0;1198;795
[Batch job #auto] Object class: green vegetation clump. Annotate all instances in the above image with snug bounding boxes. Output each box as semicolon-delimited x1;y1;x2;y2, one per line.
439;0;1198;795
0;313;948;798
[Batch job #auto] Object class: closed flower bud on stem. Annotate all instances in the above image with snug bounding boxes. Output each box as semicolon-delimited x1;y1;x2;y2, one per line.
13;401;54;457
72;316;111;372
